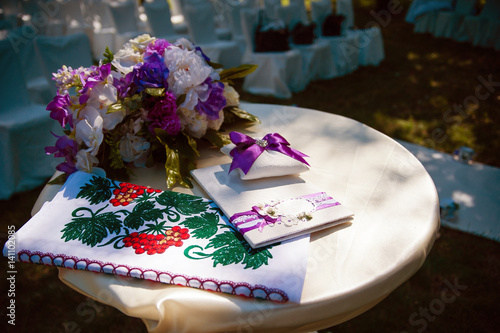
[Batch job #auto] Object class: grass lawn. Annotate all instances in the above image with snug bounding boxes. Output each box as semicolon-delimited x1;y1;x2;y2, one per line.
1;1;499;332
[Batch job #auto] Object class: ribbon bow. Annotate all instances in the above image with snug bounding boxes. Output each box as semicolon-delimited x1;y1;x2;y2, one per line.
230;205;280;233
228;132;309;175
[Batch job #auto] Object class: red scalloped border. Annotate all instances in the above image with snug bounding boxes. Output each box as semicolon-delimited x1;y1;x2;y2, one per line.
18;250;289;302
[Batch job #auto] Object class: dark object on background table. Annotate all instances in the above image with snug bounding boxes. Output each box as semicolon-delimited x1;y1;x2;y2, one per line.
255;11;290;52
291;22;316;45
322;14;345;37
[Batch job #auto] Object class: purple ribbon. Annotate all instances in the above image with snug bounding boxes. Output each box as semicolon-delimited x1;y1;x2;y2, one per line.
231;206;280;233
228;132;309;175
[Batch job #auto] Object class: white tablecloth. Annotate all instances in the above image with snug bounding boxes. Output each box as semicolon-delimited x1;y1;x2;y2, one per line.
33;103;440;332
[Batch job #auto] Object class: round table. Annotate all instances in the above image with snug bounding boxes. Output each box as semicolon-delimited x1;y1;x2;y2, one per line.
33;103;440;332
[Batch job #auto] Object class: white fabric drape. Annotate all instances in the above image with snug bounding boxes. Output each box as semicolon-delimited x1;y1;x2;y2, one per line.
43;102;440;332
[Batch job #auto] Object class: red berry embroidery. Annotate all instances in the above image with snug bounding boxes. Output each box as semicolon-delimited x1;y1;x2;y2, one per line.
123;228;190;255
109;182;161;206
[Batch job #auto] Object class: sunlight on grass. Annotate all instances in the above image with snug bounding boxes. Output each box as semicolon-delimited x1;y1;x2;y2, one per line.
407;51;420;60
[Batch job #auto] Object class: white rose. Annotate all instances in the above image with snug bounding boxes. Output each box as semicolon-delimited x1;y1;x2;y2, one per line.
112;44;142;75
223;83;239;107
129;34;156;51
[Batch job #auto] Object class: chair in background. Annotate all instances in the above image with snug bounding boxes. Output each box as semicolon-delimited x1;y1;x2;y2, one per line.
405;0;453;34
277;2;337;82
59;0;94;39
433;0;477;38
183;1;241;68
336;0;355;32
85;0;116;60
34;32;94;97
7;27;53;105
107;0;147;52
224;0;254;55
0;39;61;200
240;7;306;99
143;0;188;42
454;0;500;48
311;0;360;77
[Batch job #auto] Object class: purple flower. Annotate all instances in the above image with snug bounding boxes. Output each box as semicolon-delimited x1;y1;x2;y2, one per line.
145;39;171;57
114;73;133;99
132;53;169;92
196;79;226;120
79;63;111;98
46;93;73;128
147;92;181;136
45;134;78;174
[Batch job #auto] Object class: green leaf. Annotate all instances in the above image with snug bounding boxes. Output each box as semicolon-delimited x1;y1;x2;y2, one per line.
203;129;231;148
176;94;186;107
164;143;187;188
206;230;275;269
61;207;122;247
224;106;260;124
145;87;165;97
76;176;113;205
207;60;224;69
123;201;163;229
102;46;114;65
206;231;246;267
47;173;67;185
180;212;220;239
156;191;209;215
219;64;258;82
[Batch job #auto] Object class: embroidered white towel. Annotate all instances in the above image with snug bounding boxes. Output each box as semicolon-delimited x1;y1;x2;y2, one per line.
191;164;354;248
221;143;310;180
3;172;310;303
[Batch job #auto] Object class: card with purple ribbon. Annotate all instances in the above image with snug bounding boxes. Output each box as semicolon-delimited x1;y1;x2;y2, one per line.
191;164;354;248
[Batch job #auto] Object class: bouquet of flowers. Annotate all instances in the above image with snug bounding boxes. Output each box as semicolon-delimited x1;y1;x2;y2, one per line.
45;35;258;187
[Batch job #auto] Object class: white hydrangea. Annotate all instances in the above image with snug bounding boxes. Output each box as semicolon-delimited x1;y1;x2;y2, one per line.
75;150;105;177
119;133;151;168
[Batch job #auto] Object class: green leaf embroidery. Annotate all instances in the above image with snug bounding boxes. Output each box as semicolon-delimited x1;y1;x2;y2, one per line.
180;212;220;239
205;231;274;269
122;201;164;229
156;191;209;216
61;206;122;247
76;176;113;205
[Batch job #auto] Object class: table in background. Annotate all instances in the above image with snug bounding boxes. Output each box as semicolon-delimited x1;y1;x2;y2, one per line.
33;103;440;333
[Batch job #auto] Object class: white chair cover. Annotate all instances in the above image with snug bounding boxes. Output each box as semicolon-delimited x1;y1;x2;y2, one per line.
6;27;53;104
278;3;337;82
354;26;385;66
224;0;254;54
107;0;147;52
336;0;355;30
310;0;333;37
85;0;116;59
311;1;360;76
183;2;242;68
0;39;61;199
143;0;189;41
34;32;93;95
263;0;281;20
454;0;500;47
289;0;309;24
433;0;476;38
59;0;94;38
406;0;453;33
240;8;306;99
